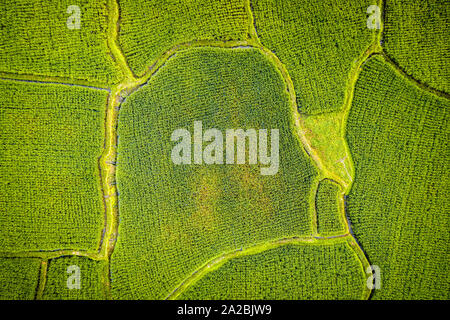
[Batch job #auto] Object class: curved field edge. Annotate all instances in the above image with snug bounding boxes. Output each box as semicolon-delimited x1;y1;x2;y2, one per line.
251;0;383;115
106;0;445;300
0;38;370;300
382;0;449;94
109;42;372;300
168;236;371;300
0;0;390;299
111;46;321;298
116;0;250;76
344;54;449;299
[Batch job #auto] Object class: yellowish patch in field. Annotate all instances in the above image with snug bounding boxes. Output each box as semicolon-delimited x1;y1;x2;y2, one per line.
300;112;353;190
231;165;273;225
192;173;221;234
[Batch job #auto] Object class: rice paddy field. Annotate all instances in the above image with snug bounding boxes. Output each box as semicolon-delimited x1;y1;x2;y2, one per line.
0;0;448;300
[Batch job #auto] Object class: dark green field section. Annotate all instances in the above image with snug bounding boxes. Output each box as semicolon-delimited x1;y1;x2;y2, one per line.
383;0;449;93
178;240;367;299
0;80;107;252
0;258;41;300
315;179;346;237
118;0;249;76
0;0;122;85
111;48;318;299
252;0;375;114
346;56;450;299
43;256;107;299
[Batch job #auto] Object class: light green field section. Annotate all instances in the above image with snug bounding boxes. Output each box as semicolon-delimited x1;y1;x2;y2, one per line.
0;80;107;252
383;0;449;93
178;240;368;299
315;179;347;237
0;0;122;85
346;55;450;299
300;112;353;188
117;0;249;76
0;258;41;300
111;47;319;299
252;0;376;114
1;0;447;302
43;256;107;299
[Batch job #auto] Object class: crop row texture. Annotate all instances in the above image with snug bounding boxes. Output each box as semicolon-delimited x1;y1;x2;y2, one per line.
111;48;319;299
252;0;375;114
43;256;107;299
0;80;107;252
0;0;122;84
383;0;449;93
179;241;367;299
0;258;41;300
346;56;449;299
118;0;249;76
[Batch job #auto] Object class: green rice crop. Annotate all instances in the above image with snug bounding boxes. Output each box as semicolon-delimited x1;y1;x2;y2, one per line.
178;240;368;299
300;112;354;188
0;0;447;301
0;0;122;85
346;55;450;299
118;0;249;76
252;0;376;114
383;0;449;93
43;256;107;299
0;258;41;300
111;47;319;299
0;80;107;252
315;179;347;237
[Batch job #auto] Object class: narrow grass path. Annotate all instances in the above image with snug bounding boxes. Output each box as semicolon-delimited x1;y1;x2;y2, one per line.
166;235;372;300
3;0;447;300
3;0;375;299
163;0;377;299
35;261;48;300
0;72;111;91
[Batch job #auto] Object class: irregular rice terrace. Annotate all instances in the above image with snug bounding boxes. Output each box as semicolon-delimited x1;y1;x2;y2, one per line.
0;0;448;300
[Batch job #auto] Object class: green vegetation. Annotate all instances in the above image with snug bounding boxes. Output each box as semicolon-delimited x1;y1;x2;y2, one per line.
383;0;449;93
0;0;448;301
178;240;368;299
111;47;320;299
0;258;41;300
346;55;450;299
0;80;107;252
315;179;347;237
252;0;377;114
300;112;354;189
0;0;122;85
118;0;249;76
43;256;107;299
